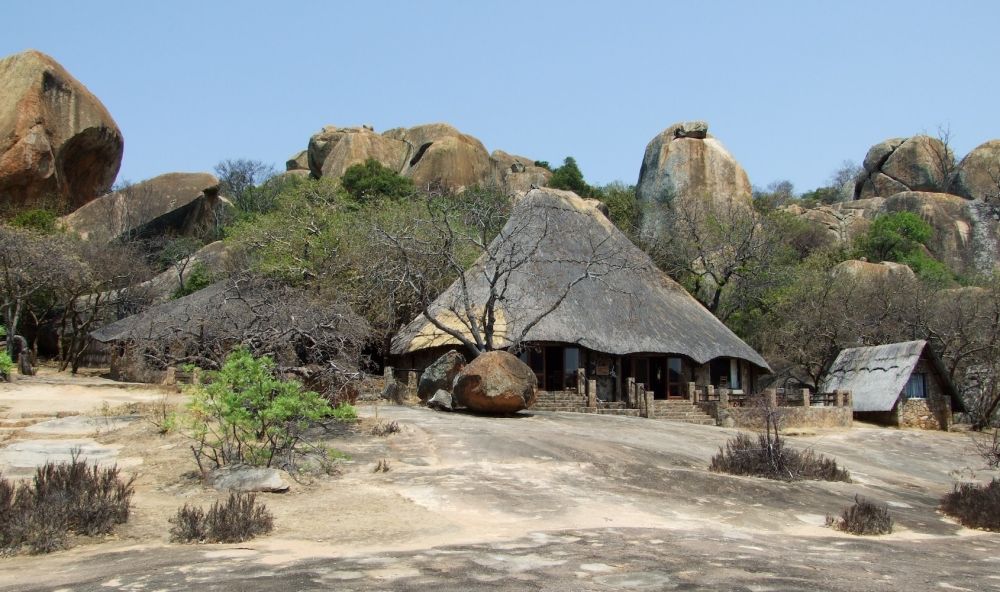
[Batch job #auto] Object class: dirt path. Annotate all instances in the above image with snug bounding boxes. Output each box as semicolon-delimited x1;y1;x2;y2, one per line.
0;375;998;590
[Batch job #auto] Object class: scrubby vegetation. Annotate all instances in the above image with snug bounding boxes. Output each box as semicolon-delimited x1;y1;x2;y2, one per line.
710;432;850;482
170;492;273;543
341;158;415;201
827;495;894;535
940;479;1000;531
0;455;135;555
186;348;342;471
370;419;401;437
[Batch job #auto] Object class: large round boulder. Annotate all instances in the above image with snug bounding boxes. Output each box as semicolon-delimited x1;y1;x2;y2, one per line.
417;349;465;402
452;350;537;414
490;150;552;194
948;139;1000;202
386;123;493;191
853;135;954;198
636;121;752;210
0;50;123;209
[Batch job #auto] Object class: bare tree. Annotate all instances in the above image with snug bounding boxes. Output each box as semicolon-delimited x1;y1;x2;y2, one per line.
643;194;787;321
215;158;278;214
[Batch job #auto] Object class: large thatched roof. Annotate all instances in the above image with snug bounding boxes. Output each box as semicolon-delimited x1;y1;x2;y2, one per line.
819;340;962;412
90;281;231;343
391;188;769;369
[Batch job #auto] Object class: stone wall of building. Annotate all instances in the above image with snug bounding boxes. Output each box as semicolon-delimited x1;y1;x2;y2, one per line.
896;358;953;430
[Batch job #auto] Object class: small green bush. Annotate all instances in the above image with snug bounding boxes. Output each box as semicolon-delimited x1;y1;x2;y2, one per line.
186;349;335;470
828;495;893;535
0;455;135;555
710;432;850;482
341;158;415;202
329;402;358;421
172;262;213;299
941;479;1000;531
170;493;273;543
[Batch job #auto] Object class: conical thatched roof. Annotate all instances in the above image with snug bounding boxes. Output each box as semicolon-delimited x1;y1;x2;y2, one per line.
391;188;769;369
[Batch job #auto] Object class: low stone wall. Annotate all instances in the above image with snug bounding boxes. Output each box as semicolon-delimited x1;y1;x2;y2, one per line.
715;406;852;429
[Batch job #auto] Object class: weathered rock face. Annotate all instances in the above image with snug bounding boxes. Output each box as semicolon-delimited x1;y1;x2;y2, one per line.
853;135;954;198
452;350;537;414
307;125;410;179
387;123;493;190
781;199;880;244
0;50;123;209
948;140;1000;202
303;122;548;193
417;349;466;402
285;150;309;172
636;121;752;209
60;172;224;242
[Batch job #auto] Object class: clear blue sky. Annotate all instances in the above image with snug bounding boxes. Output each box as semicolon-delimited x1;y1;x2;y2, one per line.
4;1;998;193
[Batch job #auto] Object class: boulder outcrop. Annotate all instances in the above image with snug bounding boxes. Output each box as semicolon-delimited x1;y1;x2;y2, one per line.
452;350;537;414
285;150;309;172
0;50;123;209
853;135;953;199
303;122;548;193
60;172;225;242
948;140;1000;202
636;121;752;210
831;259;916;281
417;349;465;402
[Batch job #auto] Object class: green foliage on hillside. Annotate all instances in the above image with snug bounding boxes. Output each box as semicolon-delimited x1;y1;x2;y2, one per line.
341;158;415;202
11;208;58;234
855;212;952;284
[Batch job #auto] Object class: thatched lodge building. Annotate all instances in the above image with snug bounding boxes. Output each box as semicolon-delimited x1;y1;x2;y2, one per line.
390;188;769;402
819;340;963;430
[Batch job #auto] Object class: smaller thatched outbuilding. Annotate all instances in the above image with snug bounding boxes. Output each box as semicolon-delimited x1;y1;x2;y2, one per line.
819;340;963;430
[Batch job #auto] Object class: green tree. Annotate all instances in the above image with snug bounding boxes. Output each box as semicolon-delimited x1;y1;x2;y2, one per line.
548;157;590;195
340;158;415;202
186;348;343;470
592;182;639;235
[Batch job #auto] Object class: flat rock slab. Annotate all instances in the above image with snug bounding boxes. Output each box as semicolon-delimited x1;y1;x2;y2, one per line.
208;465;290;493
0;438;140;478
24;415;140;435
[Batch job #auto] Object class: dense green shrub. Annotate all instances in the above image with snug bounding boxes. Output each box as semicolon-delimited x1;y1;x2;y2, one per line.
11;208;58;234
170;493;273;543
186;348;336;470
828;495;893;535
710;432;850;482
0;351;12;379
941;479;1000;531
0;456;135;555
341;158;415;201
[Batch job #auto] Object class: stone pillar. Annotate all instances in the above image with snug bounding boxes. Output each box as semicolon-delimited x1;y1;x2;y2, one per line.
765;388;777;408
577;368;586;395
835;390;845;407
384;366;395;385
191;367;201;386
716;386;727;408
645;391;655;419
844;390;852;408
587;379;598;409
801;388;811;407
688;382;698;403
161;366;177;386
408;371;418;397
626;377;636;408
637;383;646;416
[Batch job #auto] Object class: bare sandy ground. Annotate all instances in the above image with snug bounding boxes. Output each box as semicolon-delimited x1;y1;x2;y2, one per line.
1;371;998;591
